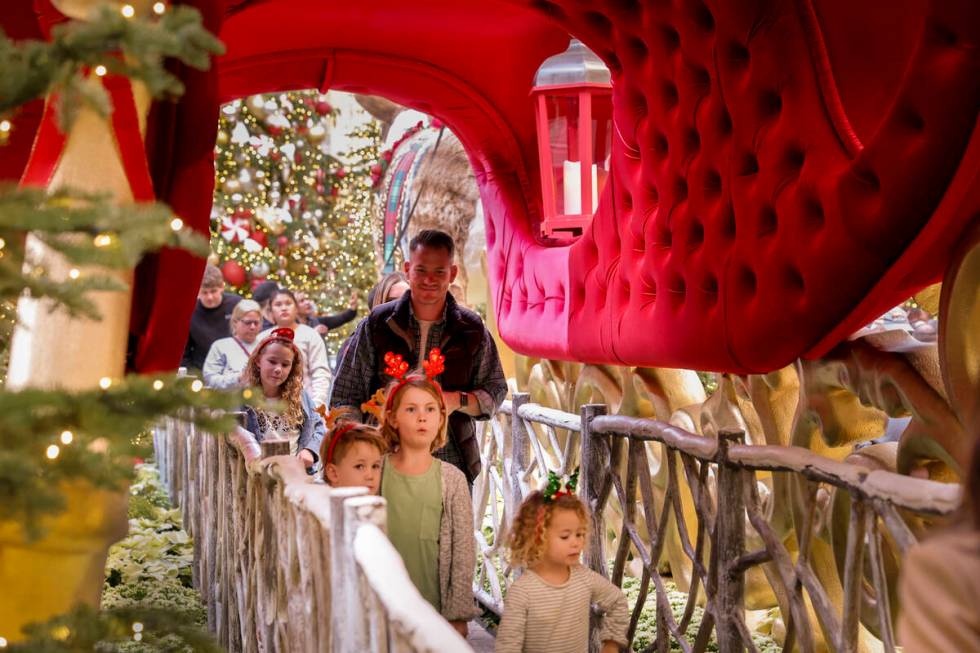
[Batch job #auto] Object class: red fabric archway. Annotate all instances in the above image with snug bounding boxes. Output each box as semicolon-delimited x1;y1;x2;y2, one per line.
5;0;979;374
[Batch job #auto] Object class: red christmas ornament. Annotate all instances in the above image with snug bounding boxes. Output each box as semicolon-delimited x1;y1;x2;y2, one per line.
277;235;289;249
250;277;268;290
330;186;340;198
221;260;246;287
316;184;325;194
267;125;283;137
270;151;282;162
314;101;333;116
335;168;347;179
294;152;303;164
249;229;268;248
382;150;393;163
308;264;319;277
370;163;383;176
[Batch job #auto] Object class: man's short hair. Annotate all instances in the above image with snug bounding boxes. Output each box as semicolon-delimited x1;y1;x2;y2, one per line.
408;229;455;259
252;280;280;306
200;264;224;290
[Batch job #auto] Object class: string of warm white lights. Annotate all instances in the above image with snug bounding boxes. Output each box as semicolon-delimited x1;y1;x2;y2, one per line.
211;91;381;348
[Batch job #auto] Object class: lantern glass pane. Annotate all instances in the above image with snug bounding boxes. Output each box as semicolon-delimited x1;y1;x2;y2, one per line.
544;93;579;216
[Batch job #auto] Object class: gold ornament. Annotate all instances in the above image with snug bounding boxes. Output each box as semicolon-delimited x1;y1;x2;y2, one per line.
307;124;327;145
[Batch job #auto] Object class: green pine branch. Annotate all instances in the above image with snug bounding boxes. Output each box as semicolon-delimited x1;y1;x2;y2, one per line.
0;186;209;320
0;375;249;540
0;5;225;129
10;604;221;652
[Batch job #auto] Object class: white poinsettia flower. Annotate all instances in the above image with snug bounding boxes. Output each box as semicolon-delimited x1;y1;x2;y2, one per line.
243;238;263;253
280;142;296;161
249;134;275;156
266;111;291;129
231;121;251;144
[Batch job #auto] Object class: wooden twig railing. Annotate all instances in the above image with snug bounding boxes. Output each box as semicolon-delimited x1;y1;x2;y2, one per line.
470;393;962;653
153;417;471;653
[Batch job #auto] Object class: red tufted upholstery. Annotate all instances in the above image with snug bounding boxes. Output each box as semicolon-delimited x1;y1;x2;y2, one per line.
4;0;977;373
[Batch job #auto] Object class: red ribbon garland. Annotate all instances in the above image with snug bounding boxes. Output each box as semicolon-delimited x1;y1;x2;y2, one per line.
20;72;155;203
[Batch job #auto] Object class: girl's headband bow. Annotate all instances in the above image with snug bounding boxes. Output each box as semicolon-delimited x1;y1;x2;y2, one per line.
543;468;579;503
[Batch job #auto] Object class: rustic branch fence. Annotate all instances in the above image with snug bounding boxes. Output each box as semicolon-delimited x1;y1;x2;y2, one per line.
153;417;470;653
470;393;962;653
155;392;961;653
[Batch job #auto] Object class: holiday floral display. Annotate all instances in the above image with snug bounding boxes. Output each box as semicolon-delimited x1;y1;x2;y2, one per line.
211;91;382;348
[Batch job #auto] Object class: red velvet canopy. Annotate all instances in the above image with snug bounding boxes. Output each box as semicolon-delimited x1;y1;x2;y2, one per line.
4;0;979;374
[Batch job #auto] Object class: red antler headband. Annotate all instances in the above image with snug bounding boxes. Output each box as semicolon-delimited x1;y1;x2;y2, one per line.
362;348;447;415
324;423;358;465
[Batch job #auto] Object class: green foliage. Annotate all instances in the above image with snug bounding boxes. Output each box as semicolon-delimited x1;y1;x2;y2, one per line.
0;375;249;540
0;186;209;320
0;5;224;127
8;604;219;653
100;464;206;634
621;575;780;652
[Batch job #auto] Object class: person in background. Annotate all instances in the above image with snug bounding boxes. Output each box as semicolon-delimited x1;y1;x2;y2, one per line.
181;264;241;372
899;434;980;651
237;327;324;472
202;299;263;389
367;271;410;310
257;288;332;408
296;289;360;336
331;230;506;482
334;272;410;370
251;279;281;329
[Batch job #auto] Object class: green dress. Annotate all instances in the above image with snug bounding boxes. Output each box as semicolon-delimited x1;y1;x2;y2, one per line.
382;457;443;610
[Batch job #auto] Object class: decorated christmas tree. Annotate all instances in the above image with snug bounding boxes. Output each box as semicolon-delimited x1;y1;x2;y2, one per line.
210;91;381;349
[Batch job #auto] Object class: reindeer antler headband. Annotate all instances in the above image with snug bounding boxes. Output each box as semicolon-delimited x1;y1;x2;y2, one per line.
361;348;447;420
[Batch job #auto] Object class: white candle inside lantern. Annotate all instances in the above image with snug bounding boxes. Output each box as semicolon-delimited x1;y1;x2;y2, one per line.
562;160;598;215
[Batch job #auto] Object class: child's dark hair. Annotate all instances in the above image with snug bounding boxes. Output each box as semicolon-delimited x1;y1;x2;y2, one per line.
320;422;386;472
508;490;589;568
381;374;448;452
270;288;298;306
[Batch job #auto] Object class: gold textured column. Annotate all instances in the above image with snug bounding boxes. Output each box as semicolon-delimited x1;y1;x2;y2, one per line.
0;0;156;639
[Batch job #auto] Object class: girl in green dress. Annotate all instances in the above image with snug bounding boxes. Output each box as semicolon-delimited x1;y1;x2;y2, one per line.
379;351;479;638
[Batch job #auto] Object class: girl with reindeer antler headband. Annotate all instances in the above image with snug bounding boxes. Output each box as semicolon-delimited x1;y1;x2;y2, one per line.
370;347;480;637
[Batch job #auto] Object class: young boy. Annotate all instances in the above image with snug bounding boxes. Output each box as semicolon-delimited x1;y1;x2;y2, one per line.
320;423;386;494
181;264;241;371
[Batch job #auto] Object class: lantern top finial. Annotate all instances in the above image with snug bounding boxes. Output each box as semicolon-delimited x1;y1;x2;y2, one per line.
533;38;611;88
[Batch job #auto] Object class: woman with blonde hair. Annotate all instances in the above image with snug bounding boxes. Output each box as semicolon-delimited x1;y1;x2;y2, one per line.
202;299;263;389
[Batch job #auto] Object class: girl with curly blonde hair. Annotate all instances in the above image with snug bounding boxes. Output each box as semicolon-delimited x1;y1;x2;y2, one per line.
496;474;629;653
239;327;325;471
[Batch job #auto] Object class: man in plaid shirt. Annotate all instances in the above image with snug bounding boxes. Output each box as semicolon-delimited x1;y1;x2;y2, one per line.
330;229;507;481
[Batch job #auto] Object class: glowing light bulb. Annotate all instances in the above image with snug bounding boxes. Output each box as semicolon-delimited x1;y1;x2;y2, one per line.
153;380;164;391
152;2;166;14
60;430;73;445
94;233;113;247
191;379;203;392
170;217;184;231
94;65;108;77
99;377;112;390
121;4;135;17
0;120;10;133
68;268;80;279
46;444;60;459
